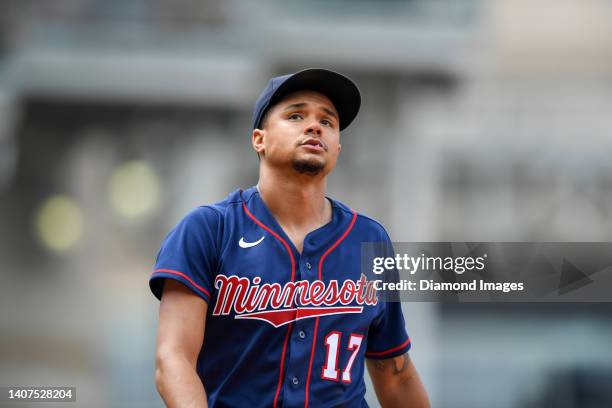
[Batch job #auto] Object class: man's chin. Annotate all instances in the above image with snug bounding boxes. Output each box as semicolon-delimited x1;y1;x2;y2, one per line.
292;158;325;176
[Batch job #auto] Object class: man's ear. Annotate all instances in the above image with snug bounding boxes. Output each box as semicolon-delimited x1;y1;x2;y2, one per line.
252;128;265;155
338;143;341;154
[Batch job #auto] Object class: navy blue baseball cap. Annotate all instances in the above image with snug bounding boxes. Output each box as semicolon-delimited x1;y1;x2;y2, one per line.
252;68;361;131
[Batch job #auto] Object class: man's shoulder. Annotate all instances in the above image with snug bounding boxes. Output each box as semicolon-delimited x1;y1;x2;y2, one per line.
200;188;245;215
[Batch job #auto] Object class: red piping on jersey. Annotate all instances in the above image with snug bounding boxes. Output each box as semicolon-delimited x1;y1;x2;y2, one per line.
316;211;358;282
242;203;296;281
275;322;293;407
304;210;357;408
364;338;411;357
153;269;211;298
242;202;296;408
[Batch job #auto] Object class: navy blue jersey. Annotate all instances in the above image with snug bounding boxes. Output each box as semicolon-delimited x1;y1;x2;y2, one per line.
150;186;411;408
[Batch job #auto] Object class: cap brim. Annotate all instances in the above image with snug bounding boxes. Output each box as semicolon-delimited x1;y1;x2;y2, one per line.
267;68;361;131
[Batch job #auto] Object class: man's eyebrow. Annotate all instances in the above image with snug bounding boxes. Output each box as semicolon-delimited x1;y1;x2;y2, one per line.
282;103;338;120
282;103;307;111
321;107;338;120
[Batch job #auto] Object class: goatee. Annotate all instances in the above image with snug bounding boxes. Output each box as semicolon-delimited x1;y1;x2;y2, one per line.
292;159;324;176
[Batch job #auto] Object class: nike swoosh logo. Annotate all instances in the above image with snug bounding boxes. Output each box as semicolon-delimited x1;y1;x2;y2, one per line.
239;236;265;248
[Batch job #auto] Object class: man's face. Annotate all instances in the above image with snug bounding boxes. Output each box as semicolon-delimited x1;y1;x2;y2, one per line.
253;90;341;177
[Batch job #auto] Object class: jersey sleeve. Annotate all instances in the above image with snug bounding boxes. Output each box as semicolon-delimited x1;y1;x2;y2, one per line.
365;232;412;359
149;206;222;303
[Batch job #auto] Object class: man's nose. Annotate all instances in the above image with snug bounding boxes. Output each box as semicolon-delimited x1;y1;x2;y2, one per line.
305;120;322;136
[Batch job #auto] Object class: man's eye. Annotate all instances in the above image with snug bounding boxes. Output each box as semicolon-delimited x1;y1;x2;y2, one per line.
321;119;334;127
288;113;302;120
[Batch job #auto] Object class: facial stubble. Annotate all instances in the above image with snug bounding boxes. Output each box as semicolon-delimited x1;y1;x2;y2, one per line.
292;157;325;176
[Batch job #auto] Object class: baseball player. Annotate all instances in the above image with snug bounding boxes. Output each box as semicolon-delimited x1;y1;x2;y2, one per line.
150;68;430;408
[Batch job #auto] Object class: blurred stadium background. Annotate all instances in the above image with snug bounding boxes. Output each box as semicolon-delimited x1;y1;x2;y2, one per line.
1;0;612;407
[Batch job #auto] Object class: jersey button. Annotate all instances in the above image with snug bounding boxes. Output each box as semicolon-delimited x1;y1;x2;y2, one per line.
306;262;312;270
299;330;306;339
292;377;299;386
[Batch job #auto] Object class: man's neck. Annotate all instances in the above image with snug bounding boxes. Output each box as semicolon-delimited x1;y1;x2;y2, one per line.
257;166;332;234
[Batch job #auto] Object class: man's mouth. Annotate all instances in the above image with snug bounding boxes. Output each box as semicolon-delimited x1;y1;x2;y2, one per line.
301;138;326;151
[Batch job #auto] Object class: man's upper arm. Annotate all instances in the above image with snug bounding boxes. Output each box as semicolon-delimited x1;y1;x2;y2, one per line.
367;353;430;408
150;207;222;304
366;353;414;387
157;279;208;365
